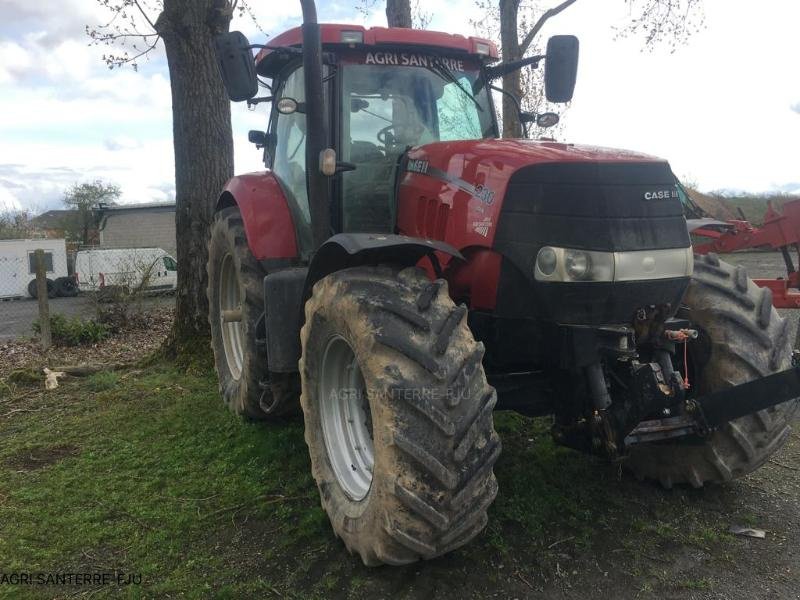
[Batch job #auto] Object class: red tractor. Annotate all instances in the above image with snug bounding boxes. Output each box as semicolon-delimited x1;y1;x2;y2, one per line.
209;0;800;565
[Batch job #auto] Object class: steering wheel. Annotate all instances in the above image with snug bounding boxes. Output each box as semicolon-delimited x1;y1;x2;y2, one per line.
377;124;396;146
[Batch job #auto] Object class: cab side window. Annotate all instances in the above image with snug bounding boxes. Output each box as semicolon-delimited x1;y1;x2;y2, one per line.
162;256;177;271
271;66;310;229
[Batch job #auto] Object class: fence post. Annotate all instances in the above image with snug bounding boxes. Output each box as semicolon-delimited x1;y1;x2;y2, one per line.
35;249;51;349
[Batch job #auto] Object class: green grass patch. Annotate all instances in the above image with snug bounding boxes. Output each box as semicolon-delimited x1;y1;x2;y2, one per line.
0;365;322;598
85;371;120;392
678;577;713;590
488;412;622;548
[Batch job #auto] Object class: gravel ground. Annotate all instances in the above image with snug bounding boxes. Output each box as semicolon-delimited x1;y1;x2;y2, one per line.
0;294;174;341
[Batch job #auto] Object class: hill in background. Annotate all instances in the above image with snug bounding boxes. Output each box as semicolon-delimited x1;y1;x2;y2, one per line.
686;188;799;225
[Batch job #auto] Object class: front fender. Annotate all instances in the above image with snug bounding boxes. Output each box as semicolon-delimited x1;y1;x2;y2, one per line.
218;173;299;261
304;233;463;301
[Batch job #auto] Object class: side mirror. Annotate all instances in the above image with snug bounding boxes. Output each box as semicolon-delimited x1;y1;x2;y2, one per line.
214;31;258;102
248;130;267;148
520;112;560;128
544;35;579;103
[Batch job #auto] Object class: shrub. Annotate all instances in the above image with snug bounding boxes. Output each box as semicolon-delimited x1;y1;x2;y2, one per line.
33;314;111;347
96;304;129;333
7;368;40;386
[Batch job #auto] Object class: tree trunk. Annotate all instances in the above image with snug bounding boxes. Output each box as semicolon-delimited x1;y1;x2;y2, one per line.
499;0;522;138
386;0;412;27
156;0;233;348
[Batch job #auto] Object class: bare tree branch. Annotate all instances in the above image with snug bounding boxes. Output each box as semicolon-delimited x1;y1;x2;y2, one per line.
102;35;161;71
133;0;157;31
519;0;579;55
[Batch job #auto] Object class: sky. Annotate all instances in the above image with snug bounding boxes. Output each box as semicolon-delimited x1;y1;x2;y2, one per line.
0;0;798;213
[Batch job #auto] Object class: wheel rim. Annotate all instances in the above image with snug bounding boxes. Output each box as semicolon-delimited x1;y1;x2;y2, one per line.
219;253;244;379
319;335;374;501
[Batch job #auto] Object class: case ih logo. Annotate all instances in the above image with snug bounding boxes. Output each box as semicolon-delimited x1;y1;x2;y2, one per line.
643;189;679;200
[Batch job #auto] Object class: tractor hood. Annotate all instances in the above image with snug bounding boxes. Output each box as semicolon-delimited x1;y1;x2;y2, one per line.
413;138;664;166
396;137;678;250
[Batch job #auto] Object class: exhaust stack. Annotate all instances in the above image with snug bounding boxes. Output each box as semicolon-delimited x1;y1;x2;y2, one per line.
299;0;330;251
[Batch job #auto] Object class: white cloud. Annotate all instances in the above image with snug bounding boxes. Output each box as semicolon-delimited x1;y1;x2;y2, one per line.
0;186;23;212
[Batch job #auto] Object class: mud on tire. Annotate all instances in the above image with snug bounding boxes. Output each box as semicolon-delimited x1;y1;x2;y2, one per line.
627;254;800;488
207;206;297;420
300;266;500;566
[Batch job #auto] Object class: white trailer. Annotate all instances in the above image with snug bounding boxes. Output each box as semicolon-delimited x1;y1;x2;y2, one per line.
0;239;69;299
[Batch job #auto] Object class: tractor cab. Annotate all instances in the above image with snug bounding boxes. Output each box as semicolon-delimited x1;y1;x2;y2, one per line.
248;25;501;252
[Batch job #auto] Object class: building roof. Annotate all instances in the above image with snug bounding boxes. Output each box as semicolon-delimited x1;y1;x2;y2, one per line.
99;202;175;212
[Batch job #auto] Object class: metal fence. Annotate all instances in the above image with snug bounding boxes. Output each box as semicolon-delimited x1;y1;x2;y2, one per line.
0;241;175;346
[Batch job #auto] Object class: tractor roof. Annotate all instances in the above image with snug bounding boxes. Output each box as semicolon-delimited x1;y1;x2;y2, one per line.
255;24;499;78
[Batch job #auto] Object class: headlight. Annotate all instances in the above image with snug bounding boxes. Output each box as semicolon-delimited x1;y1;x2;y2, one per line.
565;250;591;280
536;246;558;275
534;246;692;283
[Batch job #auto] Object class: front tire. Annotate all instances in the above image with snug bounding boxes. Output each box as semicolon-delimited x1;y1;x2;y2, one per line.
300;266;500;566
207;206;296;419
627;254;800;487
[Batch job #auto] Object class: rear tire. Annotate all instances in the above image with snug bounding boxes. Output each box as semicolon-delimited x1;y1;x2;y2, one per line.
207;206;297;420
626;254;800;488
300;266;500;566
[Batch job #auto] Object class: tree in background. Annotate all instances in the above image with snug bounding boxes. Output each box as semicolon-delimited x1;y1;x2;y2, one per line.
357;0;431;29
63;181;121;246
87;0;249;349
0;210;34;240
386;0;412;27
474;0;704;137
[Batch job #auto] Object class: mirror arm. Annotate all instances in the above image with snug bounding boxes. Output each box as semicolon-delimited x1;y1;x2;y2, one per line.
486;54;545;80
489;84;529;138
335;161;357;174
246;95;273;109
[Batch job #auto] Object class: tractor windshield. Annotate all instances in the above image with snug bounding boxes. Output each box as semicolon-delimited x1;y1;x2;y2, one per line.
339;59;493;232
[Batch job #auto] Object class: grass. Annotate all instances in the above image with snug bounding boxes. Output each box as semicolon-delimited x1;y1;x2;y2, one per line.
0;363;745;598
0;367;321;598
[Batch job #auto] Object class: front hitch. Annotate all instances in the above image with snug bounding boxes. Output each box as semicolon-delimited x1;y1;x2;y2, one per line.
625;365;800;448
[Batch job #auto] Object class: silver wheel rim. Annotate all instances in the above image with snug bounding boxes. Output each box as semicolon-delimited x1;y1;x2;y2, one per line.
219;253;244;379
319;335;374;501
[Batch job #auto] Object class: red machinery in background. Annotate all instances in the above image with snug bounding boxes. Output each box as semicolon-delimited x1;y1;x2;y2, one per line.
689;197;800;309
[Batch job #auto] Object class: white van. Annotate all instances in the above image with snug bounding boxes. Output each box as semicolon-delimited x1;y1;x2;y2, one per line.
0;239;69;299
75;248;177;294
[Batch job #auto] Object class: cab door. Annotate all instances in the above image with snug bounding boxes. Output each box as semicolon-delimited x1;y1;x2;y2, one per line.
267;64;314;256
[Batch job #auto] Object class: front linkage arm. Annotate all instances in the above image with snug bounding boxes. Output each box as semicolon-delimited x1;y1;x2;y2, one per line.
689;366;800;431
625;365;800;449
